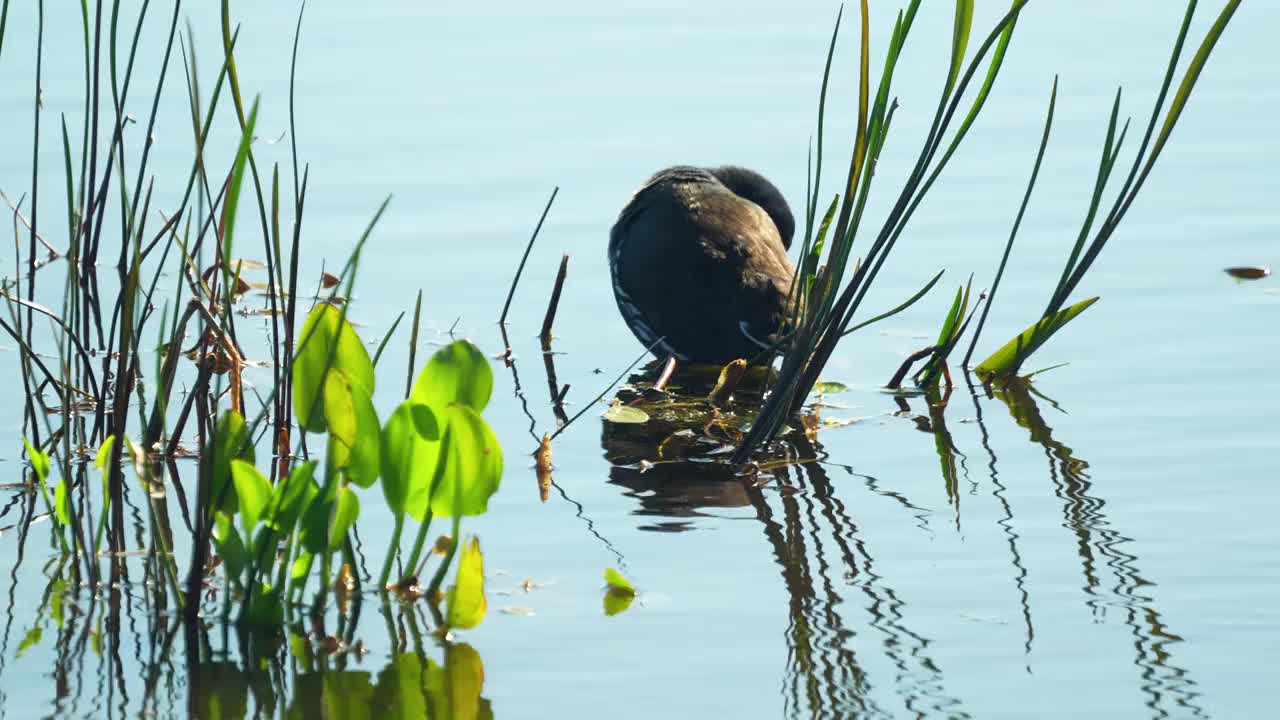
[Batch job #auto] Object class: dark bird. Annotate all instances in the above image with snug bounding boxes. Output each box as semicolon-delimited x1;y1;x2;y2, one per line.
608;165;797;365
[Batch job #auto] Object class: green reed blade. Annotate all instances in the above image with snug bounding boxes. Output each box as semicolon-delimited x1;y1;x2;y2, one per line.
975;296;1099;381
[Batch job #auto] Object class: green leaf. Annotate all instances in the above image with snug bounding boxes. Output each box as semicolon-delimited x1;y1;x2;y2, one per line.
23;438;49;483
329;486;360;552
946;0;976;96
934;286;966;347
208;412;254;516
411;340;493;413
380;402;442;521
975;296;1099;381
604;567;635;594
1151;0;1241;168
445;537;487;630
267;461;318;535
430;405;503;518
324;371;381;488
230;460;271;531
221;97;260;262
291;551;313;583
292;303;374;433
603;588;636;617
16;625;42;658
602;403;649;424
94;435;116;470
815;381;849;395
212;512;249;586
53;480;71;526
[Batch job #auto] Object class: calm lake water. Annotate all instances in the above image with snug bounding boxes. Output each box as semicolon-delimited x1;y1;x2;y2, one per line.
1;2;1278;718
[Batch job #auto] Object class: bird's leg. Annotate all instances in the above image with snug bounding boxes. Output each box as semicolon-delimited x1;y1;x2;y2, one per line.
652;354;678;392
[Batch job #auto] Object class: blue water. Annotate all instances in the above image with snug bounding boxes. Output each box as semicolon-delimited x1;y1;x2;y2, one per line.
1;2;1277;718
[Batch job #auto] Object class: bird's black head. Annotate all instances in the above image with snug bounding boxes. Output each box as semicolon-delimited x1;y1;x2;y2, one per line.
709;166;795;249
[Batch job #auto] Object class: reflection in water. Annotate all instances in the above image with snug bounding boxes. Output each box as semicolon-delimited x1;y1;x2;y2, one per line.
602;372;964;718
601;371;1206;718
0;551;493;718
993;381;1206;719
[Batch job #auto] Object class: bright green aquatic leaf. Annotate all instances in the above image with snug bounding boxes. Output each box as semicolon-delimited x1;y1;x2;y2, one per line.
291;551;313;583
300;480;358;554
380;401;442;521
324;371;381;488
602;403;649;424
212;512;248;585
53;480;71;526
293;303;374;433
23;438;49;483
411;340;493;413
329;486;360;552
209;412;254;516
604;567;635;594
947;0;976;95
94;435;116;470
430;405;503;518
230;460;271;531
815;381;849;395
975;296;1099;381
446;537;487;630
604;588;636;617
16;625;42;658
268;461;318;535
935;286;966;346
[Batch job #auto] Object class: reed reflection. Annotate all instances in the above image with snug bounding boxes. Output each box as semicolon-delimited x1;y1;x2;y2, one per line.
989;380;1206;719
602;368;1208;718
602;370;961;719
0;480;494;720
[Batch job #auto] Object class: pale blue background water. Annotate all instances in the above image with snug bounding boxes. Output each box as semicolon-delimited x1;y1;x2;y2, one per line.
1;2;1277;718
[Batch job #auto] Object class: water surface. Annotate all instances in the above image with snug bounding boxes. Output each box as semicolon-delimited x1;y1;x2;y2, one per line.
1;2;1277;718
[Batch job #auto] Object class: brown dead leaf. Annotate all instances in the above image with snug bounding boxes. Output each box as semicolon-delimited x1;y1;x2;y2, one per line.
535;433;553;502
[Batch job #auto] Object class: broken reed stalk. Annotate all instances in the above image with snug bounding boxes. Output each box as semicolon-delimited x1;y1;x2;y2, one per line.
540;253;569;348
887;345;940;390
499;186;558;326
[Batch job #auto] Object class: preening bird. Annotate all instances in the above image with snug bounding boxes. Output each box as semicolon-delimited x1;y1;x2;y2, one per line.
608;165;797;365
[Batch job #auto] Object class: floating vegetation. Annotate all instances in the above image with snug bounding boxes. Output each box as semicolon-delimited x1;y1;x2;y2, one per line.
603;567;637;616
1224;265;1270;280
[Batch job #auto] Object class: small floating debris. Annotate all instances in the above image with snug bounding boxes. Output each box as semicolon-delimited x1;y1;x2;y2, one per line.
603;399;649;424
1224;266;1270;281
815;381;850;394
